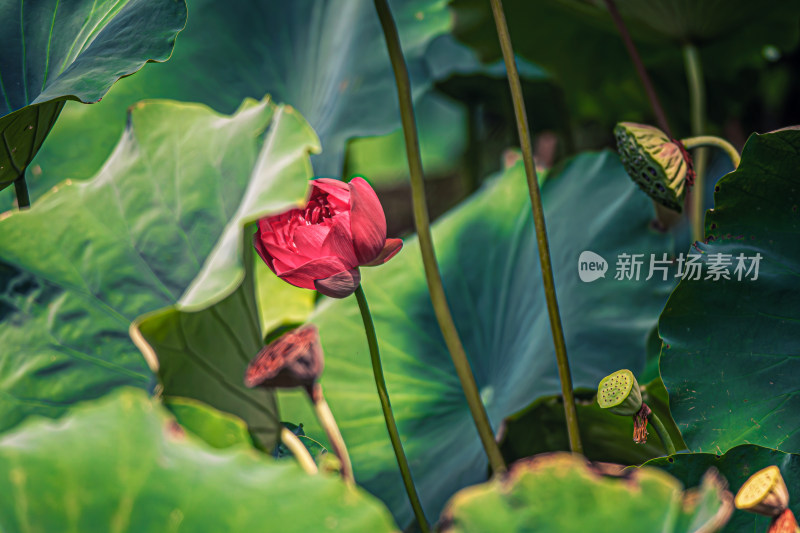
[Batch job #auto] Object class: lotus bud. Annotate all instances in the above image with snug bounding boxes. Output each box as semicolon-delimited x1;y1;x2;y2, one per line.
597;369;642;416
614;122;695;212
735;465;790;517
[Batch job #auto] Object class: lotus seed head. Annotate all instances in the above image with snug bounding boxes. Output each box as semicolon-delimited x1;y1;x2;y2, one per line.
735;465;789;516
597;369;642;416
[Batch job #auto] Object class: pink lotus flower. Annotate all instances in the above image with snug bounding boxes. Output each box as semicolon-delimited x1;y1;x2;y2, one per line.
254;177;402;298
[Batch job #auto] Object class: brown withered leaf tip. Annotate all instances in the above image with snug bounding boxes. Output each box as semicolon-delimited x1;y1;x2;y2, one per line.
244;324;324;389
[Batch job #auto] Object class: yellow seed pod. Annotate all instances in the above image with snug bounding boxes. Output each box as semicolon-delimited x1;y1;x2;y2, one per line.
734;465;789;517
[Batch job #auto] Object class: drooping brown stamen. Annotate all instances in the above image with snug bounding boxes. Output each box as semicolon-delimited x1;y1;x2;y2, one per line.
632;403;652;444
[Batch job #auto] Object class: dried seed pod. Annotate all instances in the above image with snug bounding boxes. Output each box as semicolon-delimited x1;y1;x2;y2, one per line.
614;122;694;213
597;369;642;416
244;324;323;389
735;465;790;517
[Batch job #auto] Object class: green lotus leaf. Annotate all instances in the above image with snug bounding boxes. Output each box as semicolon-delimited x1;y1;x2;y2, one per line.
440;452;733;532
0;97;317;448
4;0;453;210
165;396;254;450
659;128;800;455
276;152;673;523
0;0;186;192
646;444;800;532
0;388;397;532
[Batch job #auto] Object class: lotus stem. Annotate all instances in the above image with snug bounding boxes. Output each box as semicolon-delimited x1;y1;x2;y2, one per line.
305;383;354;485
489;0;583;455
13;171;30;209
680;136;740;169
602;0;671;137
355;285;430;532
602;0;682;228
683;43;709;243
280;427;319;475
647;410;677;456
372;0;507;475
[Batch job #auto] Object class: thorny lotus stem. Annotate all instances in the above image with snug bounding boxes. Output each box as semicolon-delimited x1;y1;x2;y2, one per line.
306;383;354;485
647;410;677;456
489;0;583;455
683;44;709;243
354;285;430;533
13;170;30;209
681;136;741;169
602;0;681;228
280;427;319;475
373;0;508;475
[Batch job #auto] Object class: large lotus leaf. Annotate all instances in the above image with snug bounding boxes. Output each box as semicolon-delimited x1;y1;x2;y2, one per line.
439;452;732;532
0;0;186;191
646;444;800;532
1;0;451;210
0;388;397;532
0;97;317;445
272;152;673;523
659;129;800;455
132;101;319;450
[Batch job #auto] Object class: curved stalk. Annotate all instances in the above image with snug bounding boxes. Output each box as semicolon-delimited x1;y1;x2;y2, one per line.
680;136;741;169
306;383;354;485
355;285;429;532
13;171;30;209
280;427;319;475
683;44;708;243
489;0;582;455
372;0;507;474
647;411;677;456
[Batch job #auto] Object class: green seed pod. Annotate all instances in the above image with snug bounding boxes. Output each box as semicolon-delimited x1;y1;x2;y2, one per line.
597;369;642;416
614;122;694;213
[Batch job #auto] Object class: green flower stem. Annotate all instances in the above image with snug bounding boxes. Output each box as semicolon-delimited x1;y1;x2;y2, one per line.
372;0;508;475
489;0;583;455
354;285;430;533
306;383;354;485
647;411;677;456
683;44;708;243
680;136;741;169
13;171;30;210
280;427;319;475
